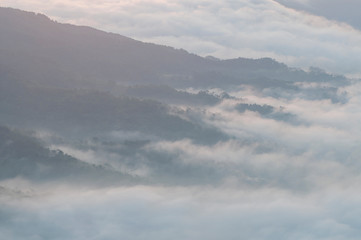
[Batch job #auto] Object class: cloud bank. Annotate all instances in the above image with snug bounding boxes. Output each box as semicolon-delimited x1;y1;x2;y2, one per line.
1;184;361;240
2;72;361;239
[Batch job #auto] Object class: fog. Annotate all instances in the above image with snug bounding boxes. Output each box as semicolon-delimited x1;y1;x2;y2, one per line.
1;7;361;239
2;80;361;238
2;183;361;239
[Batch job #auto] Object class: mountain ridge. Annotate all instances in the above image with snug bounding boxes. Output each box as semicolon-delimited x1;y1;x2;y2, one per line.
1;6;347;92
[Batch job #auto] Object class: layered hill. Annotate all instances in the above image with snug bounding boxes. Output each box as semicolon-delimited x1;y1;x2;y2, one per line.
0;7;351;185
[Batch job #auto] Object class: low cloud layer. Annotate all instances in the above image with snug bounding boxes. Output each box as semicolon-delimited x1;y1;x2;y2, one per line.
2;81;361;239
1;184;361;240
2;0;361;76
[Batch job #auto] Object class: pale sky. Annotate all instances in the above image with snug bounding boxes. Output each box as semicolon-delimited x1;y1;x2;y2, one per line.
1;0;361;77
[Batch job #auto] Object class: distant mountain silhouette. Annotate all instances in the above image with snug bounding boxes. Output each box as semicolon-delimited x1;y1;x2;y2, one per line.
0;7;348;92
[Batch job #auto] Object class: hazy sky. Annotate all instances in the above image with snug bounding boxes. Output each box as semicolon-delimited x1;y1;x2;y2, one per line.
275;0;361;30
1;0;361;77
